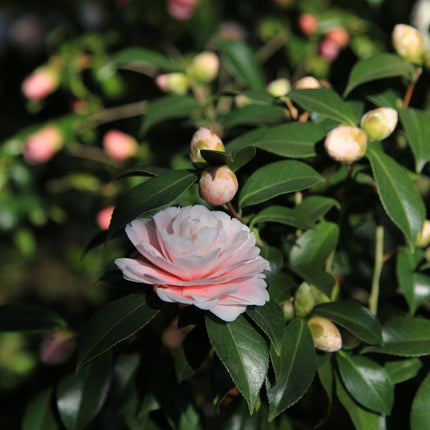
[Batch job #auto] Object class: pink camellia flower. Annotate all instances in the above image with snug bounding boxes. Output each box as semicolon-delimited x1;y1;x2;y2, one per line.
103;130;139;161
21;66;59;100
167;0;198;20
97;205;115;230
23;125;64;165
39;329;77;366
299;13;318;36
115;205;271;321
199;165;238;206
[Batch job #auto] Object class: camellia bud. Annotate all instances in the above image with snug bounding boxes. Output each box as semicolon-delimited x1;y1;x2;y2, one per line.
320;37;340;62
266;78;291;98
23;125;64;165
416;220;430;247
325;27;350;49
155;73;189;95
294;282;315;317
298;13;318;37
39;329;77;365
307;316;342;352
21;65;60;100
188;52;220;83
294;76;321;89
324;125;367;163
167;0;198;21
392;24;425;64
103;130;139;161
97;205;115;230
190;127;225;164
199;165;238;206
360;107;398;141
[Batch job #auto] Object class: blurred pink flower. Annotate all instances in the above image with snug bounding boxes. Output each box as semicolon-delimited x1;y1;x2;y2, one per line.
39;329;76;366
103;130;139;161
116;205;270;321
21;66;59;100
298;13;318;36
320;37;340;62
97;205;115;230
23;125;63;165
167;0;198;20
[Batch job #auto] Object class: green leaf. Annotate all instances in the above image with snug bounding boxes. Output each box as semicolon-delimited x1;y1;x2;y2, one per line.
366;88;399;110
344;53;415;96
205;314;269;412
200;149;231;166
250;206;315;230
289;221;339;297
293;196;340;222
141;95;200;133
316;359;333;427
335;373;386;430
228;146;256;172
217;39;264;90
77;294;160;370
222;104;287;129
366;147;425;248
246;300;285;355
397;247;419;314
109;353;140;407
411;371;430;430
109;169;198;235
57;353;111;430
0;304;65;332
384;358;422;385
22;387;58;430
399;108;430;172
311;301;382;345
239;160;324;208
115;166;170;180
337;352;394;415
268;318;316;419
288;88;357;126
109;47;182;72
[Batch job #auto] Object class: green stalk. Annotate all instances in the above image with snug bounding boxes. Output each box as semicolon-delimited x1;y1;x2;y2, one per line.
369;225;384;315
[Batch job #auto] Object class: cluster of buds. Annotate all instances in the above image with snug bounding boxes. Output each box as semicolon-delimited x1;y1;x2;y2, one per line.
392;24;425;65
21;63;60;101
103;130;139;161
23;125;64;165
190;127;238;206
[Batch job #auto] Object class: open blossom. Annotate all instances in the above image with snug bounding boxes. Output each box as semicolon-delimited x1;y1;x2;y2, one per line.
115;205;270;321
23;125;64;165
21;66;59;100
103;130;139;161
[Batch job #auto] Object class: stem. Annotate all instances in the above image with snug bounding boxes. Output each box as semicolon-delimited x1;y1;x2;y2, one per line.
369;225;384;315
91;100;147;126
227;201;242;223
403;67;422;108
256;31;287;64
191;85;222;137
68;143;114;165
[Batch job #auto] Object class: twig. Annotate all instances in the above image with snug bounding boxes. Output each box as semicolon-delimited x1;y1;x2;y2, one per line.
369;225;384;315
227;201;242;223
403;67;422;108
91;100;147;126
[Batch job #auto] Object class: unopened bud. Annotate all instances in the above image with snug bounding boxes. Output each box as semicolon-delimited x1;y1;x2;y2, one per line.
188;52;219;83
103;130;139;161
360;107;398;141
23;125;64;165
282;300;295;321
190;127;225;164
167;0;198;21
298;13;318;37
294;76;321;89
325;27;350;49
307;316;342;352
199;165;238;206
416;220;430;247
320;37;340;62
294;282;315;317
266;78;291;98
324;125;367;163
156;73;189;95
392;24;425;64
235;94;252;108
21;66;59;100
97;205;115;230
39;329;76;365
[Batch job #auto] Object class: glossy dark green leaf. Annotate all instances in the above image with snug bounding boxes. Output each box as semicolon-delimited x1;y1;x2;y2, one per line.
250;205;315;230
0;304;65;332
366;88;399;110
399;108;430;172
246;300;285;355
337;352;393;415
288;88;357;126
335;373;385;430
109;169;198;234
228;146;256;172
114;165;169;180
77;294;160;370
57;353;111;430
397;247;419;313
311;301;382;345
223;104;287;129
110;47;182;72
268;318;316;419
141;95;200;133
206;314;269;412
22;387;58;430
239;160;324;208
110;353;140;405
344;53;415;96
293;196;340;222
217;39;264;90
225;127;266;152
267;273;297;305
367;147;425;248
411;371;430;430
384;358;422;385
289;221;339;297
200;149;231;166
316;359;334;427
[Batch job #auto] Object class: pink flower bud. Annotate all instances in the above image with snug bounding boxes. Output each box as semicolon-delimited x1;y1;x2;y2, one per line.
199;165;238;206
416;220;430;247
97;205;115;230
320;37;340;62
325;27;350;48
360;107;398;141
190;127;225;164
103;130;139;161
307;316;342;352
23;125;64;165
188;52;219;83
324;125;367;163
392;24;425;64
294;76;321;89
155;73;189;95
298;13;318;36
266;78;291;98
167;0;198;21
39;329;76;365
21;66;59;100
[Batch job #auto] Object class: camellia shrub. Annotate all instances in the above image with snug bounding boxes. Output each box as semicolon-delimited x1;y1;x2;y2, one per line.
3;1;430;429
